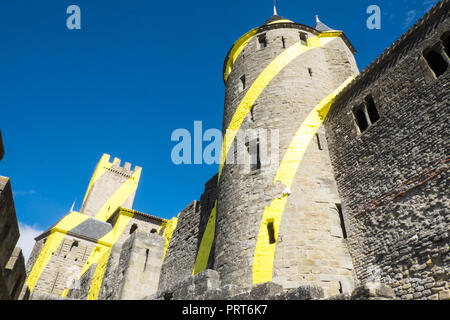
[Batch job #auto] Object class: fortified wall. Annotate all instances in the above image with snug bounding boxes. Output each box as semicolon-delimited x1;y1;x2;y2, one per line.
324;0;449;300
0;129;27;300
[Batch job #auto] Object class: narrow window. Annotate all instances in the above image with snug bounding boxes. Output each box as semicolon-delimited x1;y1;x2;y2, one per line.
144;248;149;271
423;48;448;77
353;106;369;133
315;133;322;150
267;221;276;244
442;33;450;57
336;204;347;239
299;32;308;45
258;34;267;49
281;36;286;49
365;95;380;124
129;223;138;234
308;68;313;77
250;140;261;171
240;75;246;91
250;107;254;122
70;241;79;252
150;229;157;234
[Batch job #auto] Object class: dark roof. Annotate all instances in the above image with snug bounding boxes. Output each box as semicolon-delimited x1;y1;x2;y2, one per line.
262;15;290;26
35;213;112;242
315;20;333;32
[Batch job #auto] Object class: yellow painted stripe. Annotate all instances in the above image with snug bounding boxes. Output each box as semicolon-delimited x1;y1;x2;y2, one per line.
81;154;120;207
252;76;354;284
25;212;90;292
87;248;112;300
192;202;216;275
94;167;142;221
268;19;294;25
219;39;323;181
61;209;135;298
193;36;331;276
224;28;259;82
161;217;178;263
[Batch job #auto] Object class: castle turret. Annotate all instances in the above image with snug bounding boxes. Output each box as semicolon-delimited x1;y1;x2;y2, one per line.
213;11;359;296
80;154;142;220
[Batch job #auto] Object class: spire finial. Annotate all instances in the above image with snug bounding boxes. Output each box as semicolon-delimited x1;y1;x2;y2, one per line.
316;15;320;23
273;0;278;15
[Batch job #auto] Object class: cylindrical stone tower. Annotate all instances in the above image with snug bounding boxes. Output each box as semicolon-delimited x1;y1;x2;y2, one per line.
214;12;359;297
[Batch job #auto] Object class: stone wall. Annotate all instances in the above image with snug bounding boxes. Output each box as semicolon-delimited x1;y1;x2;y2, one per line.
158;174;218;292
324;0;449;300
28;234;100;297
0;177;20;270
68;232;165;300
0;131;27;300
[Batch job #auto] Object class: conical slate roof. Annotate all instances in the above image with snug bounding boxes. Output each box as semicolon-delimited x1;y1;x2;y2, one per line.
315;15;334;32
262;14;291;26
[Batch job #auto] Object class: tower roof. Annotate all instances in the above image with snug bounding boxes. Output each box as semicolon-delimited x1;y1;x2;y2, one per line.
262;14;294;26
315;15;334;32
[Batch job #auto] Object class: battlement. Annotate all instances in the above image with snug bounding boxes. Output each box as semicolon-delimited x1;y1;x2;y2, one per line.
100;154;142;176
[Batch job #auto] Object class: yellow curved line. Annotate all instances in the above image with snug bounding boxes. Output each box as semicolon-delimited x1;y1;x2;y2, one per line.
60;209;135;299
94;167;142;221
224;28;259;82
81;154;120;207
268;19;294;25
25;212;90;292
219;39;322;181
193;38;326;276
252;75;354;284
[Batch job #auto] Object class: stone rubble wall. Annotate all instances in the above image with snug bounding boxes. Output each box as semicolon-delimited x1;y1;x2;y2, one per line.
324;1;449;300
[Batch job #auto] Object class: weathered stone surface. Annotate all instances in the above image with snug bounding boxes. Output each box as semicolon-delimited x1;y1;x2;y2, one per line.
350;283;396;300
324;0;450;300
273;285;325;300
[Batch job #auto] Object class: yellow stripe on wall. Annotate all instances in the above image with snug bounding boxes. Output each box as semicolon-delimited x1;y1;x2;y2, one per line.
81;154;120;207
25;212;90;292
94;167;142;221
252;76;354;284
193;36;327;276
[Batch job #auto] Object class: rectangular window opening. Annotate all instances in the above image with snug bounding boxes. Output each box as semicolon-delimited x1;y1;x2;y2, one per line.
267;221;276;244
353;105;369;133
258;34;267;49
365;95;380;124
424;48;448;77
250;140;261;171
281;36;286;48
300;32;308;45
240;75;246;91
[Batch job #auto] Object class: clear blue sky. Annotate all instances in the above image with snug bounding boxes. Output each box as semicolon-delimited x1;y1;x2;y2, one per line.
0;0;439;232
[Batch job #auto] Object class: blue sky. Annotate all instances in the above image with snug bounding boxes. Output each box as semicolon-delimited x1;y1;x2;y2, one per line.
0;0;440;259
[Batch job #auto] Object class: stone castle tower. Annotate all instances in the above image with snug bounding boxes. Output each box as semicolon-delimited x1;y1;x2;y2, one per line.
21;154;165;299
212;10;359;296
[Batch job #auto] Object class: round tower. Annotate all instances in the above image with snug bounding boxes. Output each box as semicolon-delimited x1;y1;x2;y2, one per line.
214;11;359;297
